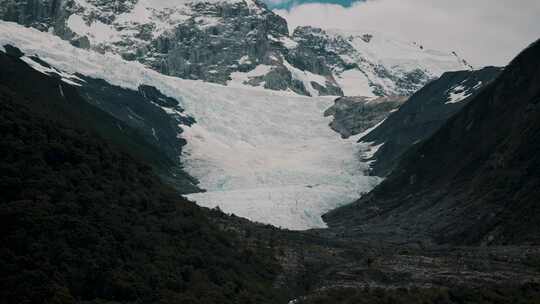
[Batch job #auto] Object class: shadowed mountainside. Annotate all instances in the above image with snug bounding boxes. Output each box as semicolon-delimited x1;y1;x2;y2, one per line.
361;66;502;177
324;40;540;246
0;45;199;193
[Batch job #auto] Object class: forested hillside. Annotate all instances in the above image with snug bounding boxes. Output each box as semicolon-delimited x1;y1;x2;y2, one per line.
0;50;284;304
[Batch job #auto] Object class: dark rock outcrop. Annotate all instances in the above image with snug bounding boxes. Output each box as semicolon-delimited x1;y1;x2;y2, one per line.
324;96;406;139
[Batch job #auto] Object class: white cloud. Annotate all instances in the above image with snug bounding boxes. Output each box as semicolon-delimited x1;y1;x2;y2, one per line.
275;0;540;67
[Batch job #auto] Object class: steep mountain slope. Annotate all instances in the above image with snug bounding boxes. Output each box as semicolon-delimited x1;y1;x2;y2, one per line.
0;0;469;97
0;56;284;304
0;43;199;193
361;66;502;176
324;39;540;245
0;21;382;229
76;77;199;191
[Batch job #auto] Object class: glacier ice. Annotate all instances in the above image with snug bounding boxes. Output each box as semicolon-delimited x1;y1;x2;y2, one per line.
0;21;382;230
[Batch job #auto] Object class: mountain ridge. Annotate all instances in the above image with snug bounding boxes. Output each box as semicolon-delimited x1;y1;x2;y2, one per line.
0;0;470;97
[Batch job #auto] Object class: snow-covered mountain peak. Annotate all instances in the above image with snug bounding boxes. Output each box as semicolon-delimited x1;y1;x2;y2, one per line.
1;0;472;98
329;28;467;71
290;26;472;97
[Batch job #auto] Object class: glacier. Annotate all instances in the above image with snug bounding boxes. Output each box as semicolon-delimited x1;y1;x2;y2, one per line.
0;21;381;230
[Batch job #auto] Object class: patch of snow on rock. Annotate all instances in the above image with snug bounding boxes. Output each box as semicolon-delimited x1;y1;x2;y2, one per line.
228;64;273;88
283;59;329;97
67;14;121;44
445;84;472;104
335;69;376;97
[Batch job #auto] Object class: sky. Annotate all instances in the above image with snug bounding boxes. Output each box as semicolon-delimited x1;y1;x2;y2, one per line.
270;0;540;67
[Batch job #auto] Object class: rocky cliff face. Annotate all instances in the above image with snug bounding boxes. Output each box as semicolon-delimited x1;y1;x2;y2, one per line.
0;0;65;30
0;0;338;95
0;0;470;97
324;96;406;139
324;40;540;246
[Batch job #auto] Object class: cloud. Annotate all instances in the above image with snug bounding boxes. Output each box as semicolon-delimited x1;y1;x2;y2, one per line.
275;0;540;67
